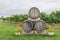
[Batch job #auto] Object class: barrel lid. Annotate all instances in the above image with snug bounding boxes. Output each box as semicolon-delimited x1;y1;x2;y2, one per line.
29;7;40;19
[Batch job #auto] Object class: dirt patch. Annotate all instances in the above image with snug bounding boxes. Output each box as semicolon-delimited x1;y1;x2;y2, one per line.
17;22;23;27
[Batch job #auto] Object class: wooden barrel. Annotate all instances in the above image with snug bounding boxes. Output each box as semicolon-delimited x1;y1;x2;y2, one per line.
22;20;33;33
29;7;40;19
35;20;46;33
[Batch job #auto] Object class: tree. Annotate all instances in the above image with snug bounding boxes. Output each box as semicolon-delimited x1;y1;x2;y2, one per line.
40;12;49;23
50;11;60;23
55;11;60;23
19;14;28;22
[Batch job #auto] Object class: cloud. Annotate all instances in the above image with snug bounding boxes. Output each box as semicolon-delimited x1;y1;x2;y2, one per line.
0;0;60;17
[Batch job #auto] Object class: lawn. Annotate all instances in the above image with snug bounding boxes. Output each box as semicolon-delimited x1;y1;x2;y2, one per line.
0;19;60;40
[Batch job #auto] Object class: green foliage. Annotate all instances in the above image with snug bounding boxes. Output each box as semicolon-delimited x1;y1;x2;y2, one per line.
40;11;60;24
50;11;60;23
3;14;28;22
55;11;60;23
0;20;60;40
18;14;28;22
0;16;6;21
2;10;60;23
40;12;49;23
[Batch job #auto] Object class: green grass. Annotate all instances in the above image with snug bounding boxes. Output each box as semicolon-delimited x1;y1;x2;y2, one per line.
0;20;60;40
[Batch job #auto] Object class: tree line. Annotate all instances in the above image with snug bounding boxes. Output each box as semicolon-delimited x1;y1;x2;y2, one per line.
1;11;60;24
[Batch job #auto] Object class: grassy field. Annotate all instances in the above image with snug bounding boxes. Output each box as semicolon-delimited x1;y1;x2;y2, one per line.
0;19;60;40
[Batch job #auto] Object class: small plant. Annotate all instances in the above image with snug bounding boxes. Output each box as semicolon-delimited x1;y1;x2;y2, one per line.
48;27;53;32
15;27;22;35
47;24;54;35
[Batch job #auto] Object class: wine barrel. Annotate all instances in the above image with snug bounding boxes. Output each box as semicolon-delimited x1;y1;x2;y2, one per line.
22;20;33;33
35;20;46;33
29;7;40;19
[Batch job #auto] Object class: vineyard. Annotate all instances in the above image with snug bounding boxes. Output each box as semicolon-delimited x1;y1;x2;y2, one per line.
0;19;60;40
0;11;60;40
0;11;60;24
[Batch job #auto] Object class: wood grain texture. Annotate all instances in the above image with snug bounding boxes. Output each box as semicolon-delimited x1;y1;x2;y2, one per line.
22;20;33;33
35;20;46;33
29;7;40;19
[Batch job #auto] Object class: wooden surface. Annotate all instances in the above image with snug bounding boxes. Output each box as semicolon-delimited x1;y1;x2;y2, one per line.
22;20;33;33
29;7;40;19
35;20;46;33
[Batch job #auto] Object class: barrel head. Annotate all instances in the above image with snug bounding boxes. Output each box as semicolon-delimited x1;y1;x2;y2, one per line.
35;20;46;33
22;20;33;33
29;7;40;19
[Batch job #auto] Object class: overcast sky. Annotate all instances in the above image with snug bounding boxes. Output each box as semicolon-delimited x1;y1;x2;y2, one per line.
0;0;60;17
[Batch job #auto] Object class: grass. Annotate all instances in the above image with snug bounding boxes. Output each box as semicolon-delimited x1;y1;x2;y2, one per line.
0;19;60;40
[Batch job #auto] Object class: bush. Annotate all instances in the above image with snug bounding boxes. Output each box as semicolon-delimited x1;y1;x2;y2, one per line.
2;11;60;23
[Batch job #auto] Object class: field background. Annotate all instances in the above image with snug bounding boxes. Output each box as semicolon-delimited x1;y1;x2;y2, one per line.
0;19;60;40
0;10;60;40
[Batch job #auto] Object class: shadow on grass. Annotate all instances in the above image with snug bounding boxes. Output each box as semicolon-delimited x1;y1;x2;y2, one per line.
11;33;58;37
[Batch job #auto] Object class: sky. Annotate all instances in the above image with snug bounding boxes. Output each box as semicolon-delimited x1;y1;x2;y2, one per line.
0;0;60;17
